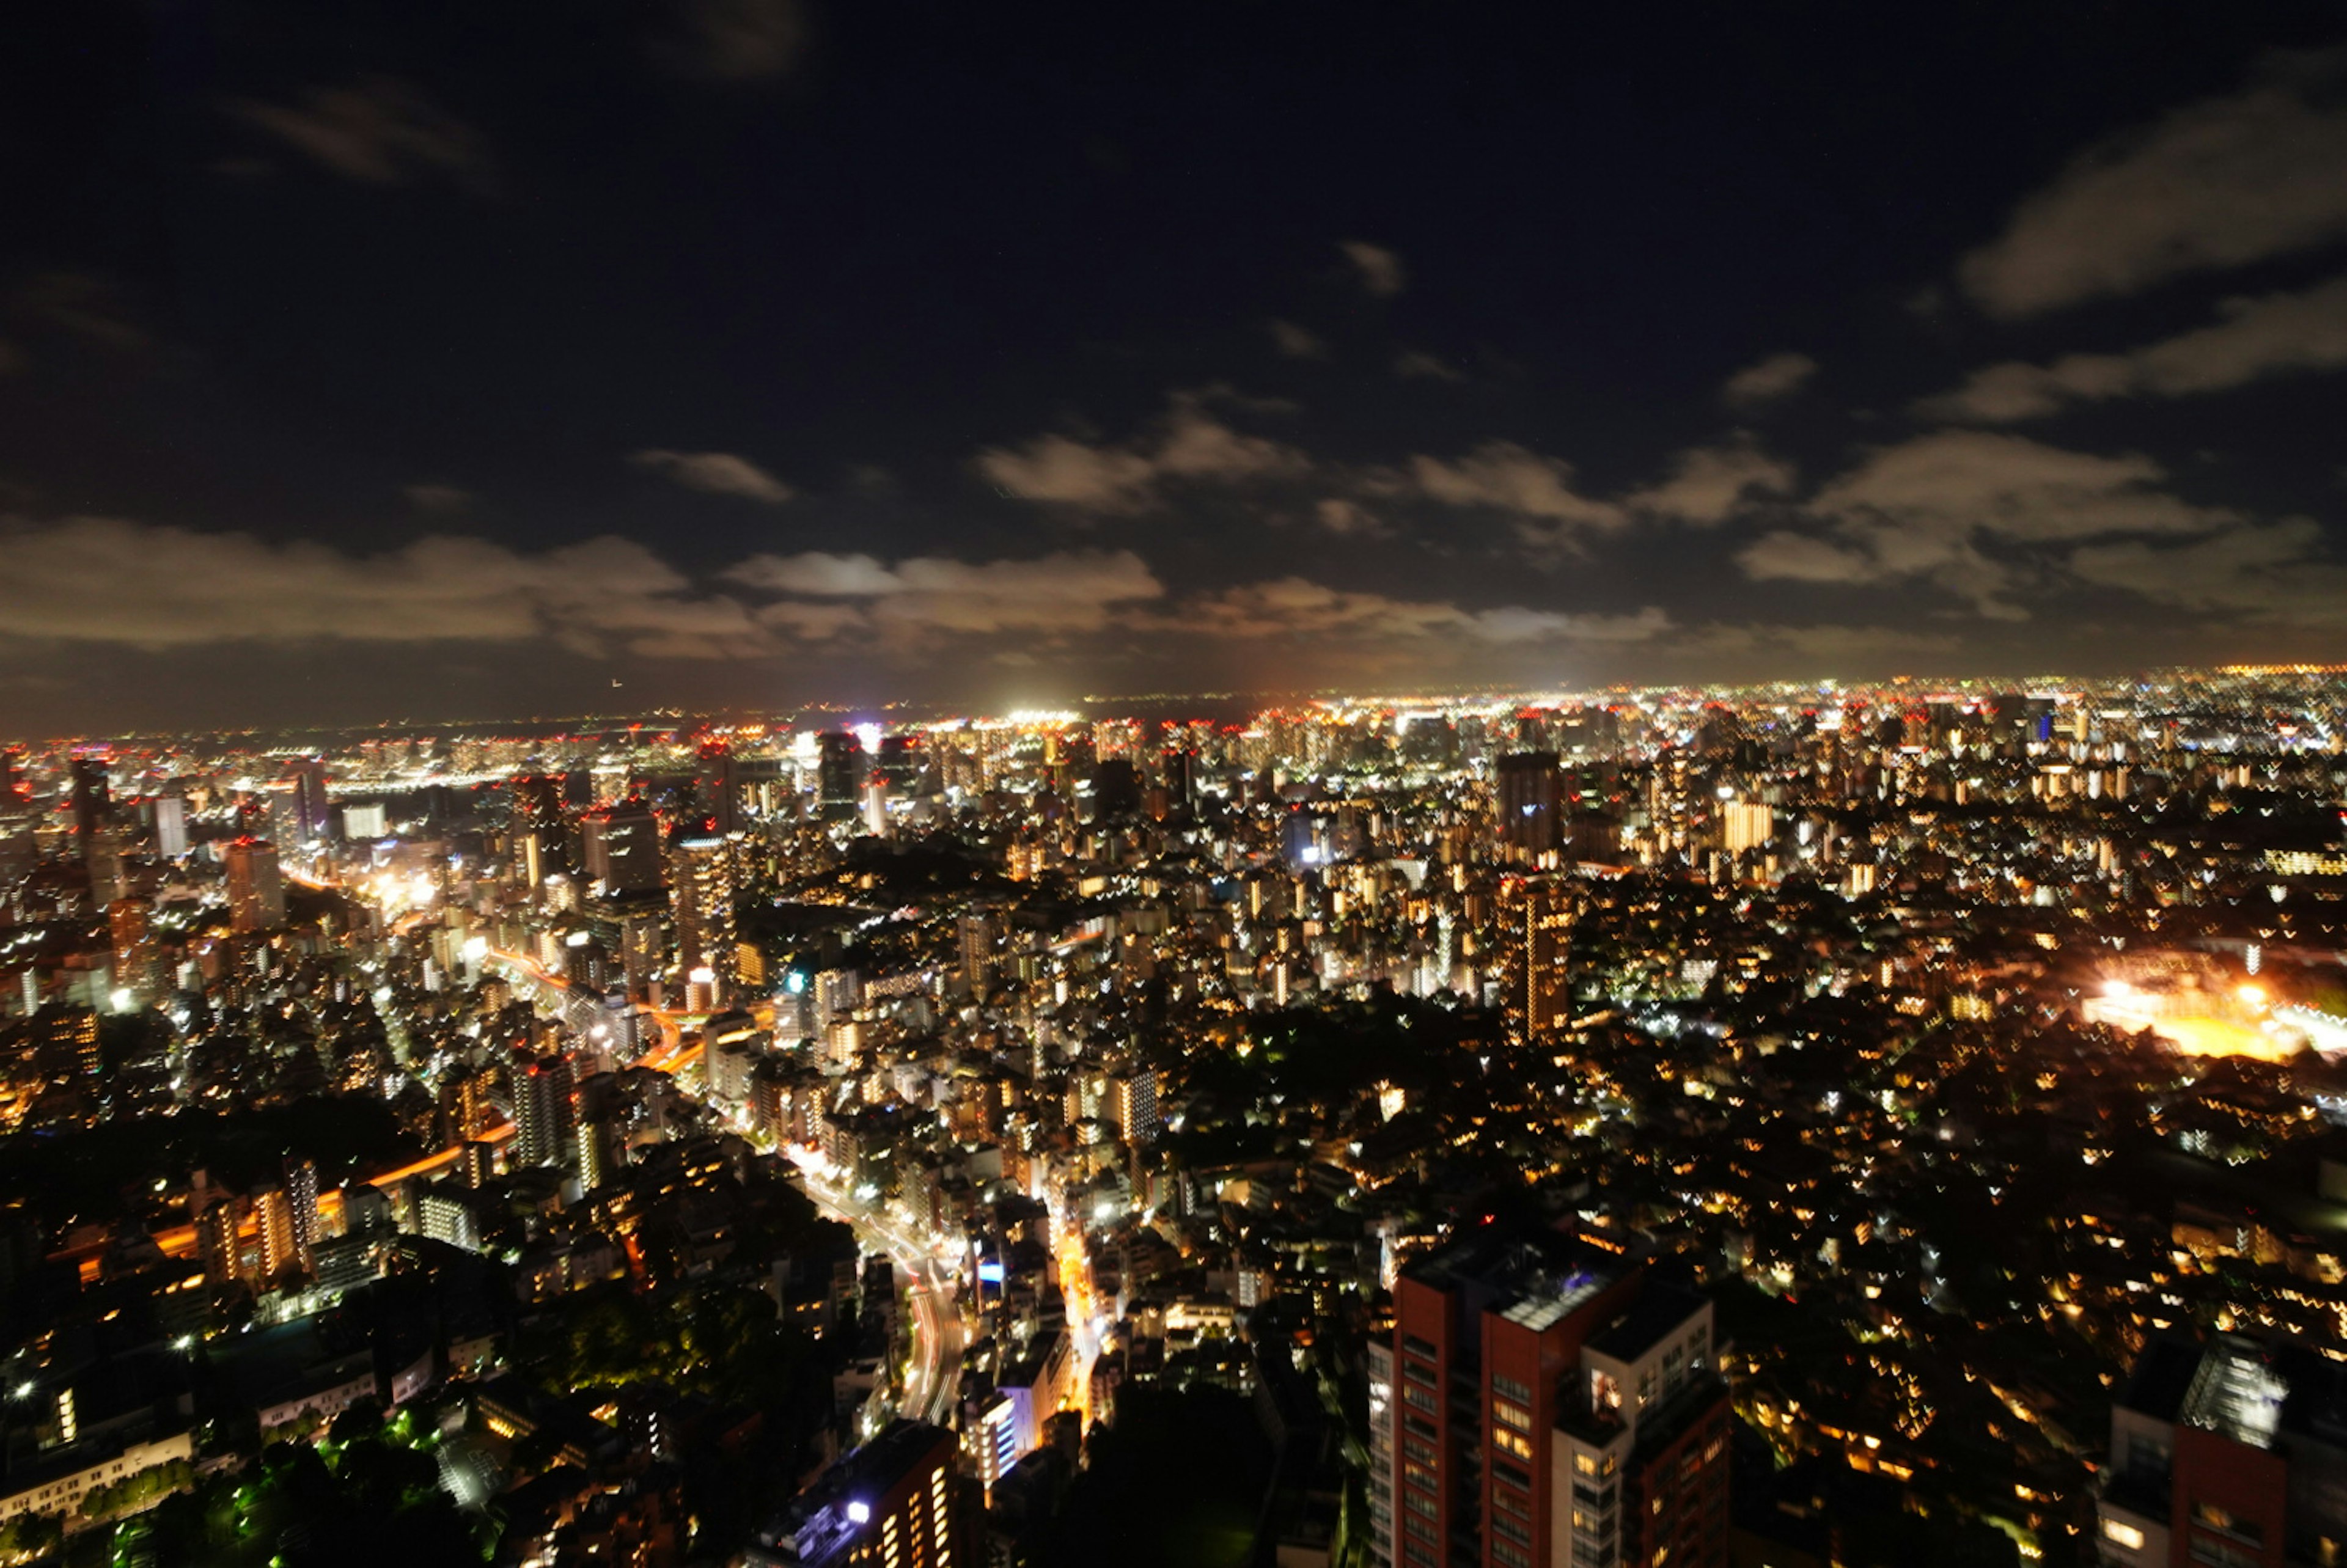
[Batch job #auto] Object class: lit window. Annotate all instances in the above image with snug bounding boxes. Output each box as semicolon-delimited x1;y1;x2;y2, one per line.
1493;1426;1534;1460
2102;1520;2147;1553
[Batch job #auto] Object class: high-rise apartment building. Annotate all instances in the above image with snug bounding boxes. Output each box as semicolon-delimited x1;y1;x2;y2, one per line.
284;1157;320;1275
747;1419;965;1568
226;838;287;934
1385;1228;1729;1568
1502;877;1576;1044
515;1054;576;1170
2097;1335;2347;1568
1109;1068;1159;1145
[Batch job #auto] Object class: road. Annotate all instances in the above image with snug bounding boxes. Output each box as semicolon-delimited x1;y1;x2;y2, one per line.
490;941;964;1427
790;1159;967;1429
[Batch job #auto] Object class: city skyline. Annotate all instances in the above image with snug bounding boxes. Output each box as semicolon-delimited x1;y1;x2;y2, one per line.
8;6;2347;730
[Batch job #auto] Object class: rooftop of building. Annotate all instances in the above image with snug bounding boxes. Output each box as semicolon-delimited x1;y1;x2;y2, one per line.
1584;1278;1709;1365
2120;1334;2347;1454
1400;1225;1629;1332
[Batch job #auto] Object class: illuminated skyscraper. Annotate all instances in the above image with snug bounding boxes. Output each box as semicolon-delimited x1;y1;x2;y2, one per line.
254;1187;299;1283
669;830;736;994
515;1055;576;1170
226;838;286;934
2098;1334;2347;1568
1387;1229;1729;1568
109;898;159;1005
152;794;189;859
583;800;664;896
288;757;332;843
697;742;741;833
284;1157;320;1274
511;774;572;874
1502;876;1575;1042
1496;751;1563;860
68;756;111;840
1721;800;1772;857
747;1419;965;1568
817;731;862;813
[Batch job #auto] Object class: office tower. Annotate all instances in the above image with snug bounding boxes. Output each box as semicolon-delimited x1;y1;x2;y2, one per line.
583;801;664;895
226;838;287;934
284;1157;320;1274
0;808;35;885
1496;752;1563;860
288;757;332;842
1502;877;1576;1043
2096;1335;2347;1568
152;794;188;858
68;757;111;839
340;801;387;840
512;773;572;873
875;734;922;791
698;742;741;833
817;731;862;812
1090;758;1142;822
669;832;736;992
747;1420;964;1568
86;826;128;906
515;1054;576;1169
861;776;890;838
260;779;304;847
109;899;159;1005
1387;1228;1729;1568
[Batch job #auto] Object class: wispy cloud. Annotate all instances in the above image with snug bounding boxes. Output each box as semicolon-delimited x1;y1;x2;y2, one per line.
1721;351;1816;408
630;449;795;504
1919;273;2347;421
228;78;494;193
1268;319;1326;359
1625;436;1796;524
975;392;1309;512
1338;240;1407;298
1738;429;2239;617
663;0;812;81
1956;48;2347;316
1392;349;1464;382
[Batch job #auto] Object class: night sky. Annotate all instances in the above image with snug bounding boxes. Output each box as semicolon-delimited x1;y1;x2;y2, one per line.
7;2;2347;731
